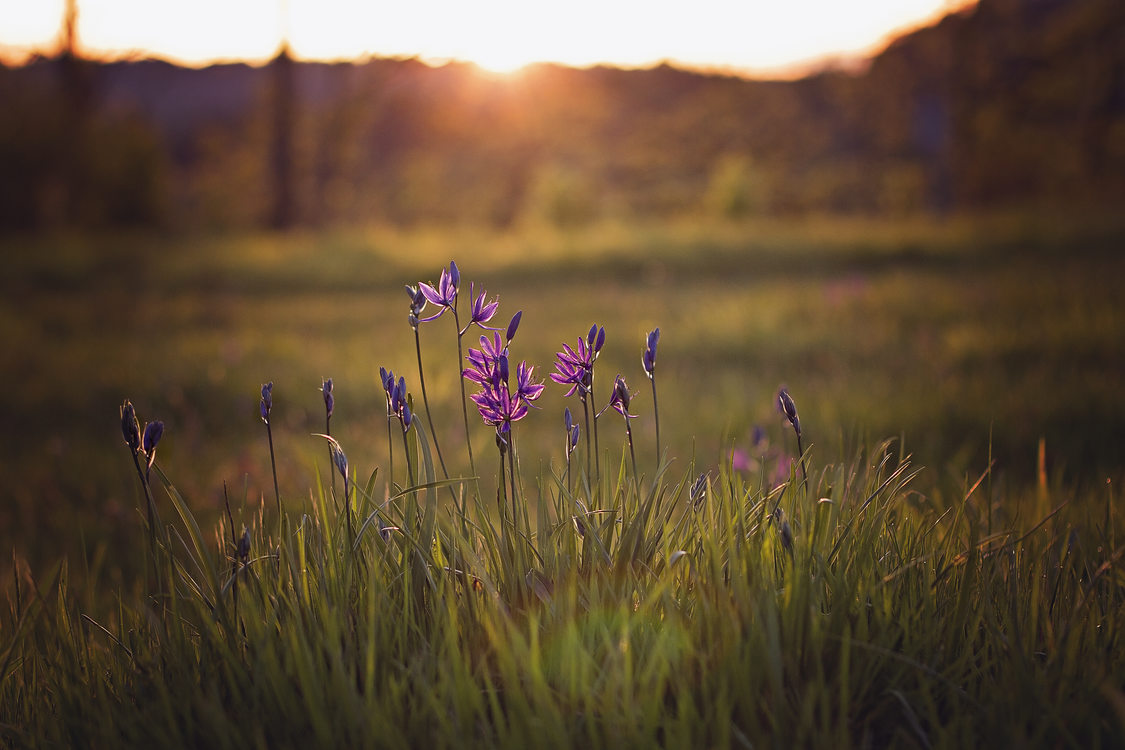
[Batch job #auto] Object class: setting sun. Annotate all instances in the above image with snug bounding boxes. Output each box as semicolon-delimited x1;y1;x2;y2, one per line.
1;0;975;75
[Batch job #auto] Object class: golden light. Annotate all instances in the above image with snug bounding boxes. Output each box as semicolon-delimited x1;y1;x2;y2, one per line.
1;0;976;76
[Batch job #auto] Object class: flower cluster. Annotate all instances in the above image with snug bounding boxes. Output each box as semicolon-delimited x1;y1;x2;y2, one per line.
120;399;164;476
462;324;544;437
550;324;605;400
380;368;413;431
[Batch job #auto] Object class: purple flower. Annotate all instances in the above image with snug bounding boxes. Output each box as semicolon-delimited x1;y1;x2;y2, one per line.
143;419;163;455
505;311;522;344
383;375;412;432
466;282;500;330
379;368;396;414
462;332;506;387
585;323;606;357
322;378;334;419
550;325;603;399
471;382;530;434
605;374;636;418
392;376;406;415
141;420;164;475
321;434;348;480
642;328;660;379
120;400;141;453
515;361;545;403
462;336;543;435
564;408;580;454
405;284;427;329
777;387;801;437
418;261;460;322
260;382;273;424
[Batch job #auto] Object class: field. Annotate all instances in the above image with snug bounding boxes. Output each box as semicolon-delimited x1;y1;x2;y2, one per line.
3;214;1122;574
2;213;1124;746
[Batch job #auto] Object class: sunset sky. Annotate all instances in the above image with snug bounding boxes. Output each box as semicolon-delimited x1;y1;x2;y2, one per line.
0;0;975;76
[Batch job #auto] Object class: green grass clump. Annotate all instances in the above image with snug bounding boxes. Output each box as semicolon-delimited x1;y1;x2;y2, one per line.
2;430;1122;747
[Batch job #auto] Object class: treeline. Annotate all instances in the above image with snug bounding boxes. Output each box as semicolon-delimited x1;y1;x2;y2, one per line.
1;0;1122;230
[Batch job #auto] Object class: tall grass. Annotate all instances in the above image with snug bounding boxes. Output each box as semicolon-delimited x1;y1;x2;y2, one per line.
2;254;1124;747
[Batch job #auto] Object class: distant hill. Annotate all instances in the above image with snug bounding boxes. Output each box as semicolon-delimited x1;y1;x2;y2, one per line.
1;0;1122;229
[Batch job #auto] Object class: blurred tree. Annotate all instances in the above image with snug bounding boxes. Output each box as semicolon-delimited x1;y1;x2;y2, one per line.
703;152;768;219
521;162;598;228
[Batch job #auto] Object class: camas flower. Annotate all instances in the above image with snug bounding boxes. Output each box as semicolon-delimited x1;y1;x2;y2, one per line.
515;361;545;403
462;332;506;388
465;282;500;331
142;420;164;472
550;324;605;399
463;338;543;435
322;378;334;419
642;328;660;379
418;261;460;322
260;382;273;424
379;368;396;415
777;387;801;438
404;284;427;330
120;400;141;453
505;311;522;344
564;408;580;455
605;374;636;419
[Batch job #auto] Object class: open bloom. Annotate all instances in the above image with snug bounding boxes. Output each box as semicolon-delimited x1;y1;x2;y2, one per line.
464;282;500;332
418;261;460;322
604;374;636;418
550;324;605;399
463;338;543;435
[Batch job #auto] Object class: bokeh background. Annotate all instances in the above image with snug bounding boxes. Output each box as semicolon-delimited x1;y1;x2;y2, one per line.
2;0;1123;584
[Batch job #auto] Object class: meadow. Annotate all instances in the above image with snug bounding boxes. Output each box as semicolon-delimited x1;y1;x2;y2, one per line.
1;213;1124;746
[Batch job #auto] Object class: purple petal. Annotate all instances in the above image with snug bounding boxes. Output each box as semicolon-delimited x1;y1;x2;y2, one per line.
420;282;447;306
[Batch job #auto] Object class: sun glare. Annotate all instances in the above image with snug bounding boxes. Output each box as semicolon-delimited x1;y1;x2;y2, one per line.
0;0;976;75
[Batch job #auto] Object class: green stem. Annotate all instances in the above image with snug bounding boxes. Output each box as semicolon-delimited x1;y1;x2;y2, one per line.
401;426;415;489
327;414;335;500
386;413;395;495
414;327;449;479
625;418;639;491
266;421;282;528
453;310;476;474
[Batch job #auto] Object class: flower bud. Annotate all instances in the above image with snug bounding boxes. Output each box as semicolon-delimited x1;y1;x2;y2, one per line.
506;310;522;344
120;400;141;453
